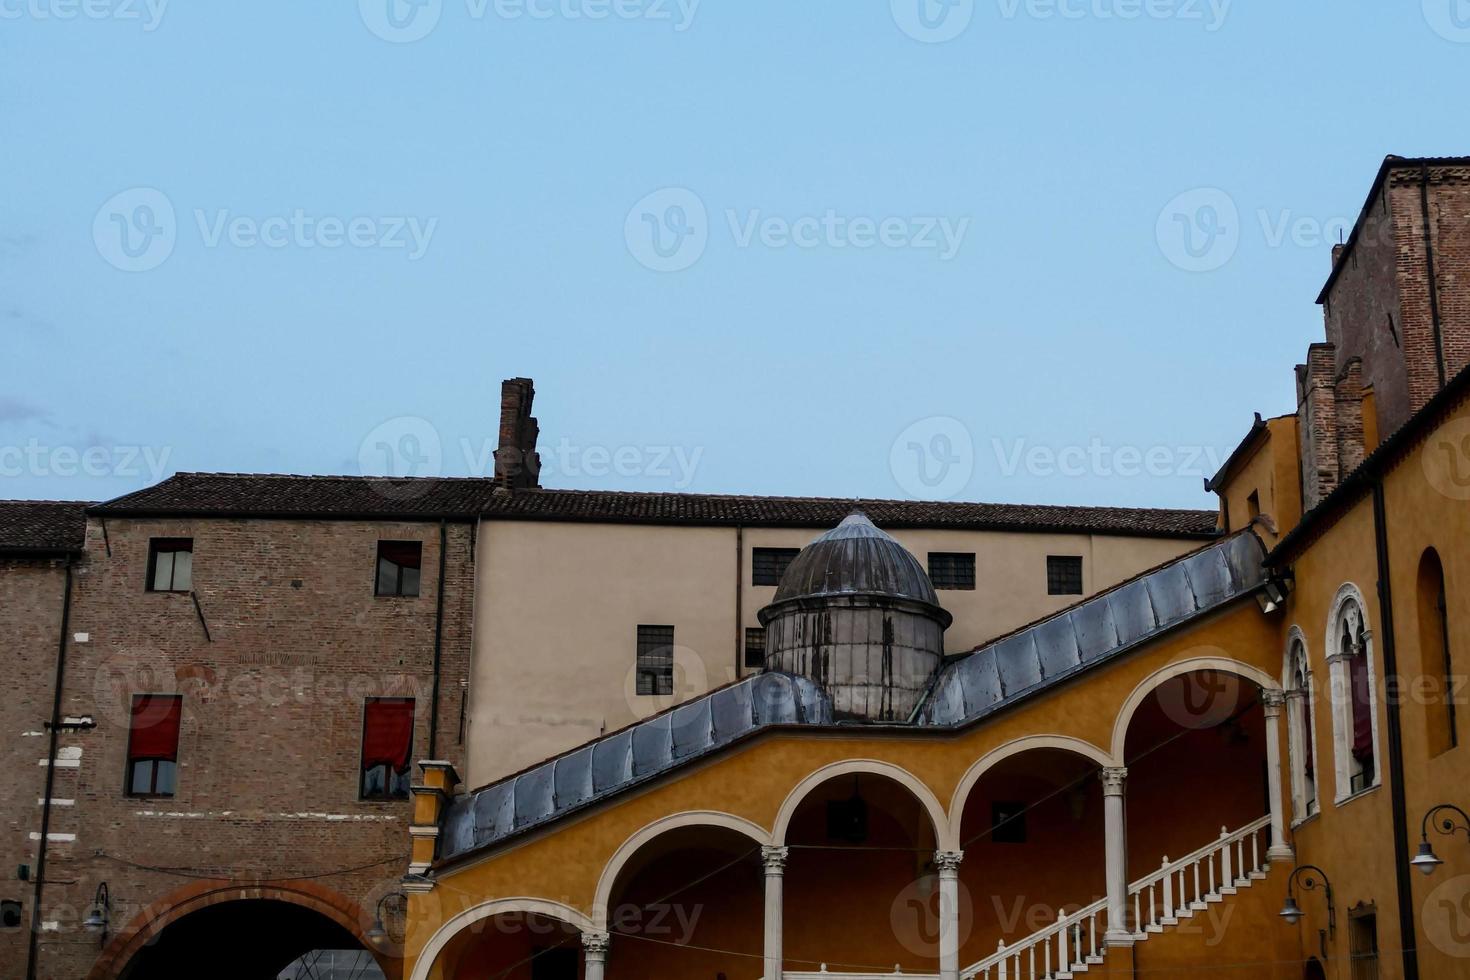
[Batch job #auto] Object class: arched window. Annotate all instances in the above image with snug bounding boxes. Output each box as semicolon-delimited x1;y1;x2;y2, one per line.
1284;630;1318;821
1327;587;1380;802
1417;549;1457;756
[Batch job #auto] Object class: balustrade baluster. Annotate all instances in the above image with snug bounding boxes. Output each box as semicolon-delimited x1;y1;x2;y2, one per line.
1220;828;1233;886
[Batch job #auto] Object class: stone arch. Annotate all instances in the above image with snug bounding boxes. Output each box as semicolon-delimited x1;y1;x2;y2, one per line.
772;759;952;851
409;897;595;980
946;735;1115;847
591;810;770;932
1110;655;1281;762
90;878;385;980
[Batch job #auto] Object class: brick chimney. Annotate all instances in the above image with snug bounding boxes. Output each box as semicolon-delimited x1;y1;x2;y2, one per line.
493;378;541;489
1296;344;1340;509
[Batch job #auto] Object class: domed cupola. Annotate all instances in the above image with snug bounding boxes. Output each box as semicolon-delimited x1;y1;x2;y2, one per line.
758;512;951;722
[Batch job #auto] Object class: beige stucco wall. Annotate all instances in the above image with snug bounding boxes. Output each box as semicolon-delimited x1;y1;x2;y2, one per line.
466;519;1206;785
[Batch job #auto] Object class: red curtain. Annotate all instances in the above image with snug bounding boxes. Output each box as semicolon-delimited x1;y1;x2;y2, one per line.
129;695;182;761
363;699;415;772
1350;652;1374;762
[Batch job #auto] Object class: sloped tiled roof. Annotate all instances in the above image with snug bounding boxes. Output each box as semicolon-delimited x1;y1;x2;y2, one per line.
0;500;89;554
438;531;1267;866
89;473;1220;538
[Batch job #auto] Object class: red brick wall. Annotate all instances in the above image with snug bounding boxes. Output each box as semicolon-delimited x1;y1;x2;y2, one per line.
10;515;474;980
0;558;69;978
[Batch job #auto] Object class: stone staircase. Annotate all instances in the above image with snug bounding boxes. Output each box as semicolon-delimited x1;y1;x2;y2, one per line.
784;815;1275;980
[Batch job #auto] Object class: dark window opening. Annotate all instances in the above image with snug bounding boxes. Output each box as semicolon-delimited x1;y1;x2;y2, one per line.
1047;556;1084;596
1346;616;1376;794
992;801;1027;844
0;900;21;929
636;625;675;696
753;548;801;587
361;698;414;800
1246;491;1261;521
1349;910;1379;980
126;694;182;797
826;794;869;844
147;538;193;592
376;541;422;597
744;627;766;670
928;552;976;591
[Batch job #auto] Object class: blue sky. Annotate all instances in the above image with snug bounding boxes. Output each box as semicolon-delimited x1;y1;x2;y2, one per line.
3;1;1466;508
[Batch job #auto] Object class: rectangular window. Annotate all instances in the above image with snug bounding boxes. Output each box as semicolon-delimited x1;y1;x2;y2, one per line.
744;627;767;670
360;698;415;800
147;538;193;592
752;548;801;587
636;625;675;696
1047;556;1084;596
991;801;1027;844
928;552;976;591
376;541;422;598
126;694;182;797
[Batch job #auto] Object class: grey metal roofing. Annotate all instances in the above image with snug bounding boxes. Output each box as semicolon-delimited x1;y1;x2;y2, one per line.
770;511;941;607
915;531;1267;726
437;531;1268;866
0;500;88;554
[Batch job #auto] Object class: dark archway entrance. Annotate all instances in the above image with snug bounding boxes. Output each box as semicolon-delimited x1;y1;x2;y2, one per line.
117;899;381;980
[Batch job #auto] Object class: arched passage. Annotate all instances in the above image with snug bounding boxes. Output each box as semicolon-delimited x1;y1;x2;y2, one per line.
412;899;594;980
1116;661;1276;882
777;761;948;975
951;739;1113;966
92;880;390;980
598;816;767;978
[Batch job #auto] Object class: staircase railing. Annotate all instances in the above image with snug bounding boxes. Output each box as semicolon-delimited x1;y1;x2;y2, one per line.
964;815;1272;980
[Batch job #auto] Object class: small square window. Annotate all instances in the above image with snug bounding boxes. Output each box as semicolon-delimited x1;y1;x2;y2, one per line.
744;628;767;669
753;548;801;587
1047;556;1084;596
147;538;193;592
928;553;976;591
376;541;422;597
636;625;675;696
361;698;414;800
991;801;1027;844
126;694;182;797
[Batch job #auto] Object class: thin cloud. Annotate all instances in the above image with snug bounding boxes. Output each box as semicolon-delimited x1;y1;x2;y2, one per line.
0;396;52;425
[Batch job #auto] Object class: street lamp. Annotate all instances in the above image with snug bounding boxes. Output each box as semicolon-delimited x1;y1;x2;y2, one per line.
1410;803;1470;876
82;883;110;945
1279;865;1335;937
366;892;407;945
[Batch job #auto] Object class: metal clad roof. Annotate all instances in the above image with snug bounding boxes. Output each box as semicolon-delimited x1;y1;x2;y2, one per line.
772;512;941;606
438;533;1267;865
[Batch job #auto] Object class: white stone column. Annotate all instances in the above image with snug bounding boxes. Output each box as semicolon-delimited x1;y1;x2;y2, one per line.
762;845;788;980
582;931;609;980
1261;690;1295;862
1101;767;1133;945
935;850;965;980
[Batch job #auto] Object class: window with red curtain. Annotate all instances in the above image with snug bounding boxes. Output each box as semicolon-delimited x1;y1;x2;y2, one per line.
127;694;182;797
1345;619;1377;792
361;698;414;799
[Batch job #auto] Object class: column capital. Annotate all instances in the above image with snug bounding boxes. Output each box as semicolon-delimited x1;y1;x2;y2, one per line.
934;850;965;874
582;931;611;961
1262;689;1286;715
761;845;789;874
1100;767;1128;796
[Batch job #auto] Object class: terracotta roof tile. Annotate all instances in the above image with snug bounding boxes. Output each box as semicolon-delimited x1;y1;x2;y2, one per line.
0;500;89;554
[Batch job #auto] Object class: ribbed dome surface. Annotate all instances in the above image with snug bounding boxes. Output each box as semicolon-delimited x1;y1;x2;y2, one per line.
773;512;940;607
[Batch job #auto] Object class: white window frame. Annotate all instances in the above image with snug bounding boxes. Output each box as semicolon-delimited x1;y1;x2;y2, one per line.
1282;626;1320;824
1326;583;1383;804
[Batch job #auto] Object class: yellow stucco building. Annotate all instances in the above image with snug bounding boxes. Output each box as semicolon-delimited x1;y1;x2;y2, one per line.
396;156;1470;980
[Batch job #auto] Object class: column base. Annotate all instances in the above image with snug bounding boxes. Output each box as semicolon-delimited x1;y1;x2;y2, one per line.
1102;937;1136;979
1266;845;1295;863
1103;931;1136;948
